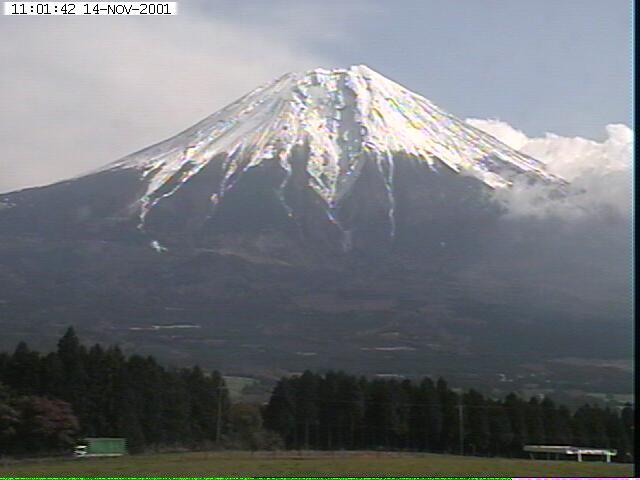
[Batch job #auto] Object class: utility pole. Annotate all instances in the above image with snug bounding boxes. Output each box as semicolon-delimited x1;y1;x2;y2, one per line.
458;401;464;456
215;385;228;444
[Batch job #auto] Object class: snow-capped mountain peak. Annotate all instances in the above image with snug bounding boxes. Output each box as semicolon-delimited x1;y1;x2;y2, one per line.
107;64;559;225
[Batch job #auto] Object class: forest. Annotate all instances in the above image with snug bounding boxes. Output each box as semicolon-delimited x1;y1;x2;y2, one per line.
0;328;634;462
263;371;633;459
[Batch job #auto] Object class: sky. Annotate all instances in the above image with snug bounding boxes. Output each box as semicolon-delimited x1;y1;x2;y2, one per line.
0;0;633;195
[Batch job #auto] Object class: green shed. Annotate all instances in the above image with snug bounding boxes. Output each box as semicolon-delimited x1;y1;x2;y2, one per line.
74;437;127;457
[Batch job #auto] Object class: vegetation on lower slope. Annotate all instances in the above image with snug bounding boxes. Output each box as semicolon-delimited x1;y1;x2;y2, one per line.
262;371;634;459
0;328;634;463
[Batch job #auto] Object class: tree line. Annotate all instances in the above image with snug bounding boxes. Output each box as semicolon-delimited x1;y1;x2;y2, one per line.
0;329;634;462
262;371;634;461
0;327;229;454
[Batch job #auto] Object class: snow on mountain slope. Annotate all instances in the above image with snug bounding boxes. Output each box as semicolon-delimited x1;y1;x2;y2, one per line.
103;65;560;227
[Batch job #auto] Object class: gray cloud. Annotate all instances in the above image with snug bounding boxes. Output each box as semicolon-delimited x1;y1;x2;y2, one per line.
0;7;343;193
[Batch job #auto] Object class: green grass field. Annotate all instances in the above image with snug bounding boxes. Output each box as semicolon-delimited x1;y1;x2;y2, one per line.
0;451;633;477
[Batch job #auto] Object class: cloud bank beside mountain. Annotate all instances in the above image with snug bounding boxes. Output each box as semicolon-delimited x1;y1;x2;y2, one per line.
467;119;632;220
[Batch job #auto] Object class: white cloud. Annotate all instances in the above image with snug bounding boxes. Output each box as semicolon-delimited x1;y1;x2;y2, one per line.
466;118;632;219
0;9;335;193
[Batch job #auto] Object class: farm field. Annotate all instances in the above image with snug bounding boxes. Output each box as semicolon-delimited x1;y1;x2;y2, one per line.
0;451;633;477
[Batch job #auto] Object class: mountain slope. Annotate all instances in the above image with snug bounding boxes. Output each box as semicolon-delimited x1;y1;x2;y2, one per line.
0;65;630;400
1;66;560;247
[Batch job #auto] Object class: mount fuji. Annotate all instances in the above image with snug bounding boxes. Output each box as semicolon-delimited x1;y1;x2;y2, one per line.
0;65;561;252
0;66;630;399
